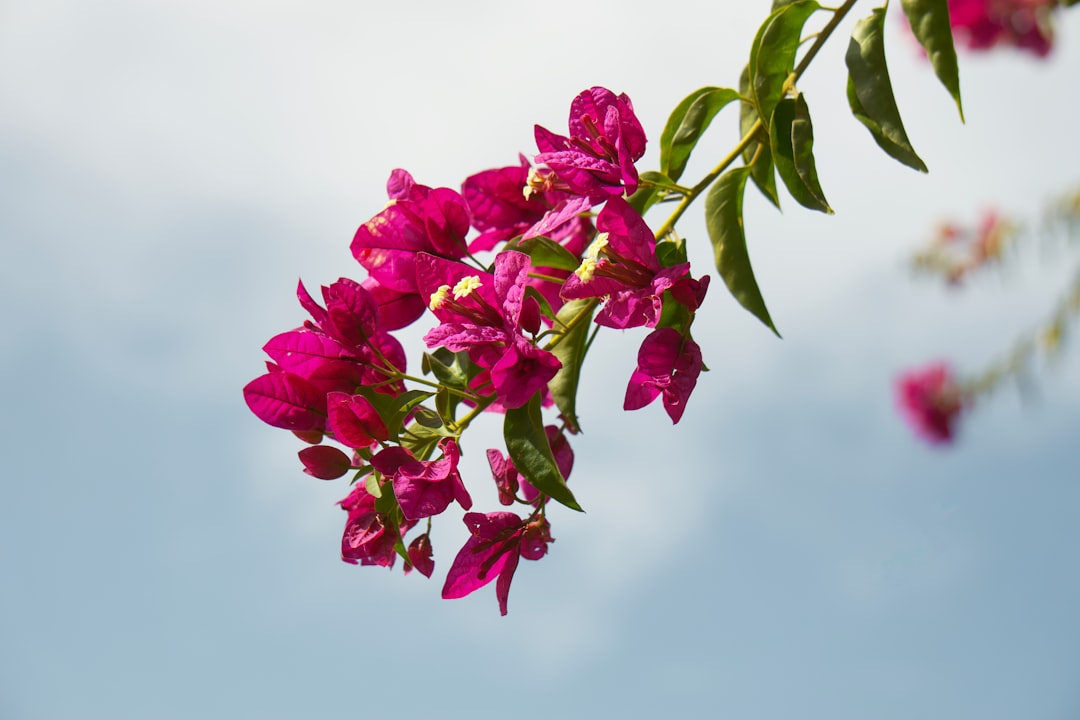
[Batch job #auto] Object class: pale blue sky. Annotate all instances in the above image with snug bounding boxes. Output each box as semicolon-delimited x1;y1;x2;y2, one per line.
2;2;1078;718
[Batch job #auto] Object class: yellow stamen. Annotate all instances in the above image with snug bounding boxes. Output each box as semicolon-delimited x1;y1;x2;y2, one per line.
429;284;451;311
575;258;597;283
452;275;483;299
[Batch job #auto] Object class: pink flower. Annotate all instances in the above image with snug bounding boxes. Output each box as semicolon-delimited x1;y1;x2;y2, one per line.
442;512;553;616
896;362;967;444
370;438;473;521
624;328;704;424
339;485;415;568
944;0;1056;56
418;250;561;409
244;278;407;434
350;169;471;326
407;533;435;578
534;87;647;200
561;197;697;329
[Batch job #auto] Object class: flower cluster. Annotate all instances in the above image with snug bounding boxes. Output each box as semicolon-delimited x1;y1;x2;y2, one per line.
895;362;968;444
244;87;710;614
913;210;1017;285
945;0;1059;56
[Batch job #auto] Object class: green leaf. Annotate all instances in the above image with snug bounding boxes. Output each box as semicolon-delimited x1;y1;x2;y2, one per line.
704;167;780;336
748;0;820;132
513;236;579;271
504;394;582;512
739;66;780;209
548;299;595;435
410;405;443;429
660;87;739;182
364;472;381;498
769;95;832;214
400;421;444;460
846;6;929;173
655;236;687;268
899;0;963;120
434;386;458;427
422;348;475;389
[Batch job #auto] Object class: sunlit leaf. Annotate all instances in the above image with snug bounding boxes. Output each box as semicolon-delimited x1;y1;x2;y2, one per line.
513;236;579;271
739;66;781;209
748;0;820;131
704;166;780;336
899;0;963;120
548;299;595;434
504;394;582;511
660;87;739;182
846;6;929;173
770;95;832;213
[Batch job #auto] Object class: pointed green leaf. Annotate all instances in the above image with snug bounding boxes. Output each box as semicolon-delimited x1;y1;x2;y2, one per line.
400;421;444;460
364;471;382;498
548;299;595;434
410;405;443;429
769;95;832;214
846;6;929;173
748;0;820;131
660;86;739;182
504;393;582;512
739;66;780;208
899;0;963;120
704;167;780;336
513;236;580;271
627;171;680;215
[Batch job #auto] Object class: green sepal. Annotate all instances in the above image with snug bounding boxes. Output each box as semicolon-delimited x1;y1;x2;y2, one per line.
656;236;688;268
422;348;475;390
504;393;582;512
512;236;580;272
660;86;740;182
548;299;595;435
705;166;780;336
899;0;963;120
748;0;821;132
846;5;929;173
739;66;781;209
769;94;832;214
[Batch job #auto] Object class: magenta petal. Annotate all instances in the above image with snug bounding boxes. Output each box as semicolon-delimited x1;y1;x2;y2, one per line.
407;533;435;578
326;392;389;449
494;551;520;616
322;278;379;347
244;369;326;431
522;195;592;241
493;250;530;328
298;445;352;480
598;196;660;271
393;473;456;520
360;277;425;331
442;512;523;601
297;279;328;327
262;330;348;378
489;341;562;409
624;368;662;411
